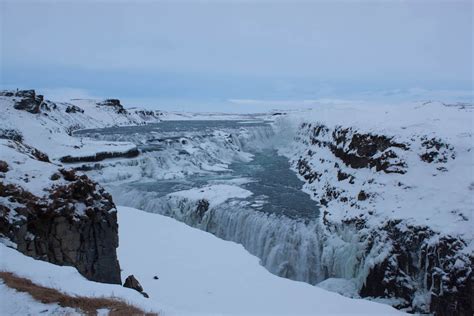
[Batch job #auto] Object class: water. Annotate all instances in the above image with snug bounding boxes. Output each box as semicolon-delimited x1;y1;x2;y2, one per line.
230;149;319;219
78;120;319;220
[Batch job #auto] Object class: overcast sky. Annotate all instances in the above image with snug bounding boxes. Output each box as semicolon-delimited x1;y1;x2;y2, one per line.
1;0;472;111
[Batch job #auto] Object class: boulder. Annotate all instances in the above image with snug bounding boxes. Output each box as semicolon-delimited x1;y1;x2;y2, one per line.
12;90;43;114
123;275;149;298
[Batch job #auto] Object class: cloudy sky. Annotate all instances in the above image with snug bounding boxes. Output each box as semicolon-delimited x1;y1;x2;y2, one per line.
1;0;472;111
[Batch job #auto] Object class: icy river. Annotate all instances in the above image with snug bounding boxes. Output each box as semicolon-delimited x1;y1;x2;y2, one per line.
75;120;325;284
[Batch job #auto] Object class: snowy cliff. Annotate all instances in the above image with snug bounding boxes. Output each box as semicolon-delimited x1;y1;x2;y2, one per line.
275;101;473;315
0;138;121;284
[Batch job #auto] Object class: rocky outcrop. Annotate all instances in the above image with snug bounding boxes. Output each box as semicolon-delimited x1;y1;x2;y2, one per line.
97;99;127;114
65;104;84;114
0;143;121;284
123;275;149;298
0;89;44;114
307;124;409;174
60;148;140;163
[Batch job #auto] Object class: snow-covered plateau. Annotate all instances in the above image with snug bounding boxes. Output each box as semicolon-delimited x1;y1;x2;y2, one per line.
0;90;472;315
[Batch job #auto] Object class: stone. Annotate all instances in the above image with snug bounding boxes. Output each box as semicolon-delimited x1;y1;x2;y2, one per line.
123;275;144;293
357;190;368;201
0;160;8;173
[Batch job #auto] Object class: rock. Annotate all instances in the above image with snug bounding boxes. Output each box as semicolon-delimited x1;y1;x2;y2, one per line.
50;173;61;181
359;222;473;315
97;99;127;114
15;89;36;98
59;168;77;181
123;275;147;296
195;199;210;220
12;90;43;114
357;190;368;201
59;148;139;163
419;137;455;163
153;275;159;280
0;160;8;173
65;105;84;114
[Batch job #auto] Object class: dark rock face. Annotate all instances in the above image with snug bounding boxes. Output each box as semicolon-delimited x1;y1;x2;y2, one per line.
196;199;210;220
123;275;148;298
304;123;409;174
5;89;45;114
133;109;162;120
124;275;144;292
97;99;127;114
360;222;473;315
0;160;9;173
0;165;121;284
297;158;320;184
60;148;140;163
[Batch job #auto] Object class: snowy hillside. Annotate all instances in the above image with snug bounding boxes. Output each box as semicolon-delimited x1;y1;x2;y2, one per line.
0;90;160;161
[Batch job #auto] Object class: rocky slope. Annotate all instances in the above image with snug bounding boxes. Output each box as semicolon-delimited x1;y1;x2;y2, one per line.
276;102;473;315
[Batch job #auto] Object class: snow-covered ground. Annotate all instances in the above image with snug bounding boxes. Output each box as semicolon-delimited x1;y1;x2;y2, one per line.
0;206;404;316
0;283;78;316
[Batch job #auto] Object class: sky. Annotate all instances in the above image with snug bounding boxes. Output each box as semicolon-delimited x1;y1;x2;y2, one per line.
1;0;472;112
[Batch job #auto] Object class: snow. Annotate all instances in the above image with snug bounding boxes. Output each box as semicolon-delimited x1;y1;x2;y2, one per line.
0;283;78;316
0;139;66;196
0;206;404;315
0;95;155;161
169;184;253;207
